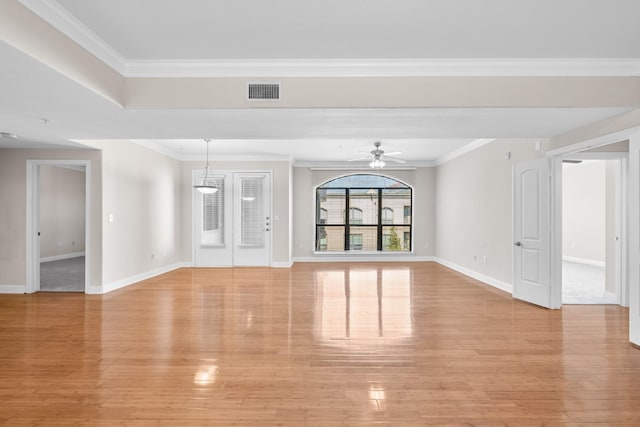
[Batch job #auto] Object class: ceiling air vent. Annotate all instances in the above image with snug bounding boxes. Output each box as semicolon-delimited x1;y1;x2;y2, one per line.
247;83;280;101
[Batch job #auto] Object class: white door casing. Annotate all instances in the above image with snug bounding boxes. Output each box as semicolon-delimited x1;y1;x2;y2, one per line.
513;157;552;308
26;160;91;294
628;134;640;347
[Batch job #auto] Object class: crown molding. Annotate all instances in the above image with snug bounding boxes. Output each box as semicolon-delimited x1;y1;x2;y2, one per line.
123;58;640;78
297;160;434;168
305;166;420;171
18;1;640;78
17;0;126;73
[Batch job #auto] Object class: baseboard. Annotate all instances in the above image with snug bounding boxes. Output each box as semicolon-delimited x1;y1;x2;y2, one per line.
433;257;513;295
562;256;605;268
293;255;435;263
271;261;294;268
40;251;86;263
0;284;27;294
101;262;190;294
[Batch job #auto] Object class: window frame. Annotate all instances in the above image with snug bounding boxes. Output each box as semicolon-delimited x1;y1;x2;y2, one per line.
314;175;413;253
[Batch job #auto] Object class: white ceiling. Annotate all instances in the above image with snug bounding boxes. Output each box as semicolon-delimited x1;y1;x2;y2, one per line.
54;0;640;60
1;1;639;163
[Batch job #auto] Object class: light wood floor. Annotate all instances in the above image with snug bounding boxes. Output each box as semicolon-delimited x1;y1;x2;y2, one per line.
1;262;640;426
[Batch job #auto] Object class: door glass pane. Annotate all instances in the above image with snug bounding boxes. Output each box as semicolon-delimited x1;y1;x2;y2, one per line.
202;176;224;246
240;177;264;246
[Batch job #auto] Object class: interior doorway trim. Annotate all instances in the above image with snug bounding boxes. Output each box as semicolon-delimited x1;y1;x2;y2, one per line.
548;149;629;308
26;159;91;293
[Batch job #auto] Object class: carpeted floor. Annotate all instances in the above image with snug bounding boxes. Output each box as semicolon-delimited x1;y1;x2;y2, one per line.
40;256;85;292
562;260;616;304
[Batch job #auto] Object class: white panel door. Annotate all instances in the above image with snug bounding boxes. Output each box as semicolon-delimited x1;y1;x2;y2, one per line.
628;135;640;346
233;173;271;266
513;158;551;308
193;171;233;266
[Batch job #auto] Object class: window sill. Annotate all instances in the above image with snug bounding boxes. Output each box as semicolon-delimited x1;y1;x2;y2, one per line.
313;251;414;256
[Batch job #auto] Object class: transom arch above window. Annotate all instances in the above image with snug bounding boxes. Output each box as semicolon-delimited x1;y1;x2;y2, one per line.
315;174;412;252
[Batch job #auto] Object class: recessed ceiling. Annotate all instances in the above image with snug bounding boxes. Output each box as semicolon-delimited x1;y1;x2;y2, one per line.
54;0;640;60
2;1;640;162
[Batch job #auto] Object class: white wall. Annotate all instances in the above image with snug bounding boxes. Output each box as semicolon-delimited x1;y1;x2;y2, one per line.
93;141;183;287
562;160;606;264
39;165;86;259
181;160;292;266
0;148;102;291
434;139;547;285
291;167;435;259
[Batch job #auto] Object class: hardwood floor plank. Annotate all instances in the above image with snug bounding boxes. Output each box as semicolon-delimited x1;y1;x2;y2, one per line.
1;262;640;425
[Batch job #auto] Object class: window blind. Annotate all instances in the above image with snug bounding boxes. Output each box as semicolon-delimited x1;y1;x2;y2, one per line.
240;177;264;246
202;176;224;245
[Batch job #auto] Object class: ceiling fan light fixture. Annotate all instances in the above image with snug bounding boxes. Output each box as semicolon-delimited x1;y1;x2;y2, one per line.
369;157;385;169
194;139;218;194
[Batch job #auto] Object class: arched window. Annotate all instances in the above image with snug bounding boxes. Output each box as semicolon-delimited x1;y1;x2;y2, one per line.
315;174;412;252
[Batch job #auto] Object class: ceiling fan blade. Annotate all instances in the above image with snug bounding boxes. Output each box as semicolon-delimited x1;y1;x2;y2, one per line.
383;151;402;156
382;155;406;163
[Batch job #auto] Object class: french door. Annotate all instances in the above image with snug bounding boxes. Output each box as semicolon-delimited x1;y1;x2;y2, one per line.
193;171;271;267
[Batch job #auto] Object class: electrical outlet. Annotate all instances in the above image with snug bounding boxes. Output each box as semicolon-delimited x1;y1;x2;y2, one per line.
483;255;487;264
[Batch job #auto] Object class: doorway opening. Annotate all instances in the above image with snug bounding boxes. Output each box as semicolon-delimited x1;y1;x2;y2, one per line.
39;165;86;292
561;158;621;304
27;160;90;293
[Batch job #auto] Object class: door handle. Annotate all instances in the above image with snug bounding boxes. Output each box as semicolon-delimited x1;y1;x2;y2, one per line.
514;241;522;247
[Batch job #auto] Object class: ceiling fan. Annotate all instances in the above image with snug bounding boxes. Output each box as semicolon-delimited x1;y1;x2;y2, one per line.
348;141;406;168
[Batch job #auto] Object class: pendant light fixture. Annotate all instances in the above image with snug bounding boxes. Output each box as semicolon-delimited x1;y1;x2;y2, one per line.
193;139;218;194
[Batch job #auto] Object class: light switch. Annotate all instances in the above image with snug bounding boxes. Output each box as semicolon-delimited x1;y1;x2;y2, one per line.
108;213;114;223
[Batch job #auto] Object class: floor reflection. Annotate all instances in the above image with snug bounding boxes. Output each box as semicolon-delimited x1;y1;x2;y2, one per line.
3;263;640;424
314;266;412;343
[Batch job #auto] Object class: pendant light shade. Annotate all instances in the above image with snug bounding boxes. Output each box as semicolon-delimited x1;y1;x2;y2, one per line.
194;139;218;194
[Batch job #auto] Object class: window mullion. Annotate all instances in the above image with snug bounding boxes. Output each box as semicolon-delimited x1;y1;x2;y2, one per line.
377;189;382;251
344;188;350;251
